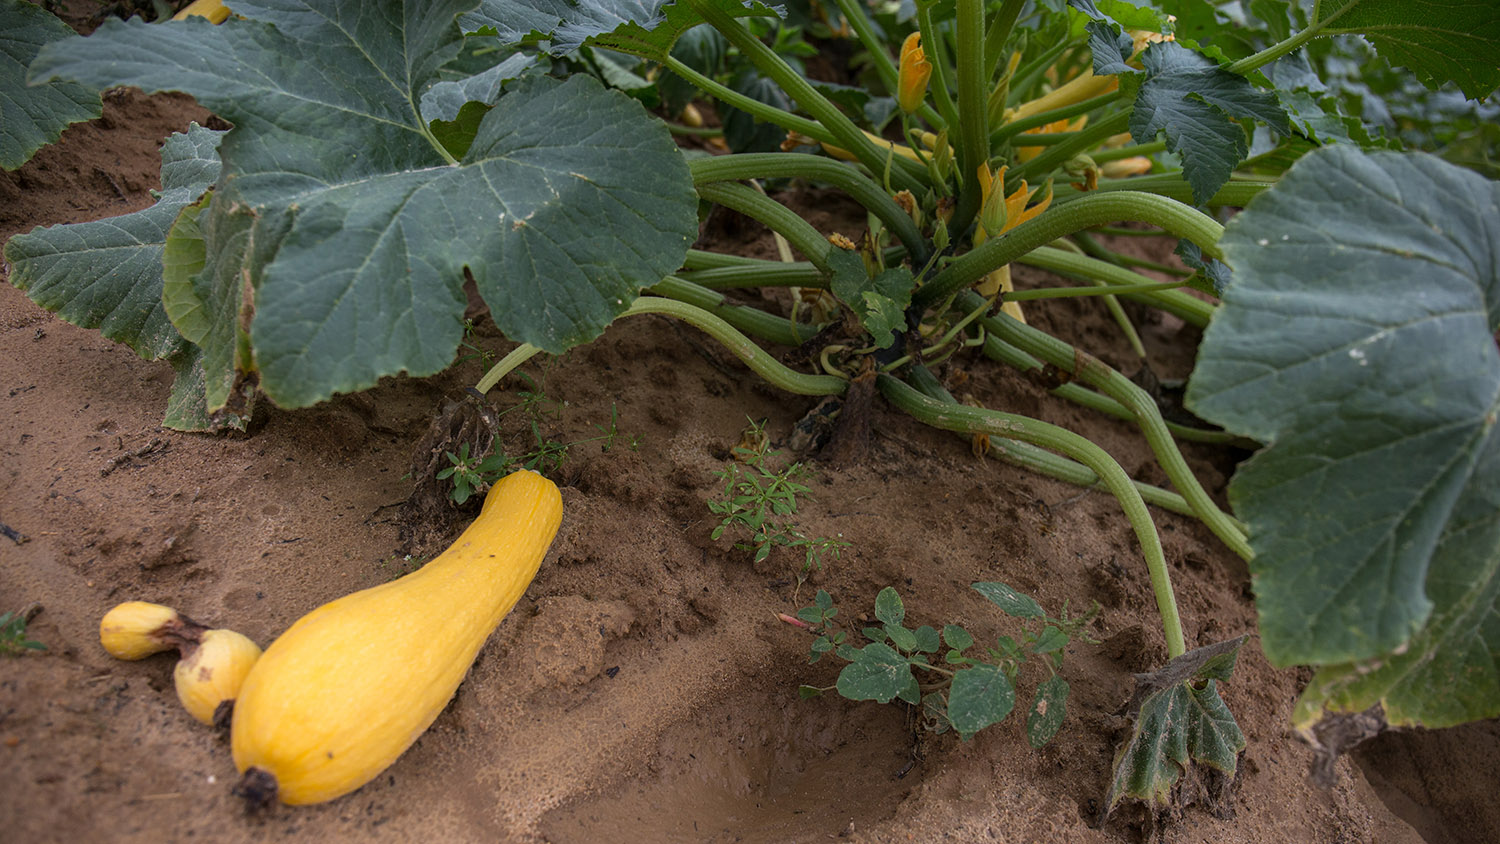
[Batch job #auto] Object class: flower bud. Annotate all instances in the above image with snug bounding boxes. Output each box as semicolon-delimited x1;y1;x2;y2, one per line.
897;33;933;114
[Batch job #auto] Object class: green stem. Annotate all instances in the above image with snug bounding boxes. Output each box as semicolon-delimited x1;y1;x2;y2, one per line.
1004;38;1074;109
991;91;1122;145
690;153;928;264
977;334;1246;446
1091;140;1166;163
1051;172;1277;206
914;191;1224;308
962;293;1254;559
1226;2;1358;76
666;123;724;138
1073;231;1193;277
984;0;1026;80
695;181;832;274
690;0;922;193
1018;246;1213;327
679;262;826;290
476;298;845;398
905;365;1205;517
952;0;990;239
879;372;1186;658
1006;278;1186;301
650;276;821;347
661;55;829;143
624;298;847;395
475;342;542;394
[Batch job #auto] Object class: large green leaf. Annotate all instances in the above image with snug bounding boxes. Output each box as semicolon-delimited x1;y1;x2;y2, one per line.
1128;42;1290;205
1319;0;1500;100
0;0;100;170
31;2;698;409
4;123;225;359
1186;146;1500;725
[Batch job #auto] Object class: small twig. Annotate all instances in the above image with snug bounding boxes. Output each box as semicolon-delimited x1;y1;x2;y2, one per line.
100;438;165;476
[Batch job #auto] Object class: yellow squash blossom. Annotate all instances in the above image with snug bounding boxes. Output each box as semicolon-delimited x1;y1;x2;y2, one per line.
974;164;1052;322
897;32;933;114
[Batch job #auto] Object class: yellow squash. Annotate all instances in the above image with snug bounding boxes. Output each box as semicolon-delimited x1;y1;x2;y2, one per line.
175;629;263;726
231;469;563;805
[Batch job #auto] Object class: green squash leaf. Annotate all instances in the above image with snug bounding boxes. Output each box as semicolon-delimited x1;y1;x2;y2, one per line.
1317;0;1500;100
4;123;224;359
588;0;783;64
828;248;913;350
32;4;698;409
1129;42;1289;205
1187;146;1500;689
0;0;100;170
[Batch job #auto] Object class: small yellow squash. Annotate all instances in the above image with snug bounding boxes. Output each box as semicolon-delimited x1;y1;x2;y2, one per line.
231;469;563;805
175;629;263;726
99;600;198;660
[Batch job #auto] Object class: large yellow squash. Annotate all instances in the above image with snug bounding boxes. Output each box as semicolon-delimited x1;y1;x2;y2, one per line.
230;469;563;805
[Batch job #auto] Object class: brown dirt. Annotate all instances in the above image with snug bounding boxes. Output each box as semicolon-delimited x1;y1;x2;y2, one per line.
0;89;1467;844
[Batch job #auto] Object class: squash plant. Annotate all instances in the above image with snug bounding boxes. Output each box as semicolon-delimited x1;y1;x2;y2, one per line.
6;0;1499;818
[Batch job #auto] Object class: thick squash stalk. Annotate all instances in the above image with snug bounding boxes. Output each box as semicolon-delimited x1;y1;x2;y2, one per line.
232;469;564;806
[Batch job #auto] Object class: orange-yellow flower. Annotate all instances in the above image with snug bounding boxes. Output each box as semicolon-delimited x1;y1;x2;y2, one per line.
975;164;1053;321
975;164;1052;246
897;33;933;114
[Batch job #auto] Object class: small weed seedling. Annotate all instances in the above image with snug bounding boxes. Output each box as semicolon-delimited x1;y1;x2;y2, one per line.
0;608;46;656
709;420;848;580
794;583;1097;746
439;382;637;503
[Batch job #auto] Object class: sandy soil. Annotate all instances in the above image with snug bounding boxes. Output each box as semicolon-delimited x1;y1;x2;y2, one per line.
0;79;1481;843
